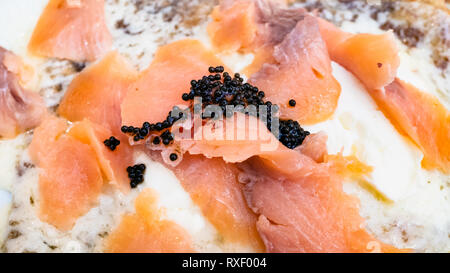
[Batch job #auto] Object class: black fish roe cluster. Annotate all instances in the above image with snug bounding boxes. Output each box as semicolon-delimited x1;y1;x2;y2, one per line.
169;153;178;161
121;66;310;150
127;164;146;188
279;120;310;149
103;136;120;151
121;106;184;144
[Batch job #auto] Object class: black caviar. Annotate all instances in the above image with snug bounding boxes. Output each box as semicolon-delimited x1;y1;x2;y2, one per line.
289;99;296;107
278;120;310;149
169;153;178;161
127;164;146;188
121;66;310;150
103;136;120;151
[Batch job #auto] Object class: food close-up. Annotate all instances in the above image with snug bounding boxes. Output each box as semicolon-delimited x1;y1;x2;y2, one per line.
0;0;449;254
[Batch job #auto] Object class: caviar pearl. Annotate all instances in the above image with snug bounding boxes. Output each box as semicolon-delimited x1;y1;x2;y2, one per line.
103;136;120;151
169;153;178;161
127;163;146;188
120;66;309;150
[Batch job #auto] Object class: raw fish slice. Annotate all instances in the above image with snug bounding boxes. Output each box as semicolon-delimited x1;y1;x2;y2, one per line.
68;120;133;191
249;15;341;124
105;189;194;253
121;39;226;127
28;0;112;61
317;17;399;90
58;51;139;135
150;151;265;252
29;116;103;230
373;79;450;173
0;47;45;138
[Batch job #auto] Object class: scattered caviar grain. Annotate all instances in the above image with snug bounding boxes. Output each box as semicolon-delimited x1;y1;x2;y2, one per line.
169;153;178;161
152;136;161;145
121;66;310;150
103;136;120;151
127;164;146;188
377;63;383;68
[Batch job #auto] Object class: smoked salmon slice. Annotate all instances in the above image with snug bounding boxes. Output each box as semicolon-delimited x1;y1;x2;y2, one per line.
28;0;112;62
208;0;309;75
58;51;139;135
178;112;281;163
372;79;450;173
150;151;265;252
240;153;404;253
248;14;341;124
68;120;133;191
317;17;400;90
121;39;226;127
29;116;103;230
105;188;194;253
58;51;137;189
0;47;45;138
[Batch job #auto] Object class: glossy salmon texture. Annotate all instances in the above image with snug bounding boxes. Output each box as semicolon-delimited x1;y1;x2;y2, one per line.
29;116;103;230
58;51;138;189
249;15;341;124
317;17;400;90
372;79;450;173
240;149;406;253
58;51;139;135
0;47;46;138
28;0;112;62
209;1;341;124
178;112;280;163
68;120;133;191
146;150;265;252
121;39;226;127
166;112;401;252
208;0;302;60
105;189;194;253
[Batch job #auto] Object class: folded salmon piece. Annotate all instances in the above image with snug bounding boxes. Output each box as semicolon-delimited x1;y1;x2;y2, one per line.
147;150;265;252
68;120;133;191
0;47;46;138
317;17;400;90
209;0;341;124
58;52;138;189
318;18;449;173
248;14;341;124
105;188;194;253
372;79;450;173
59;51;139;135
29;116;103;231
239;152;406;253
28;0;112;62
121;39;226;127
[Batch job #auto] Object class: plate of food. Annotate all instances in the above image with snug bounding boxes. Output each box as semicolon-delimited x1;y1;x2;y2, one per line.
0;0;449;253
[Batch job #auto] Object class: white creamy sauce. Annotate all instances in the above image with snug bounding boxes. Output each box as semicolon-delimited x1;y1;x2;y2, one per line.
306;62;426;202
0;0;449;252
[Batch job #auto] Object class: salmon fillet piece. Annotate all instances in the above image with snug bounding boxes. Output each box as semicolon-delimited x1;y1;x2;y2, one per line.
317;17;399;90
29;116;103;230
28;0;112;61
105;189;194;253
240;153;406;253
121;39;226;127
249;14;341;124
149;151;265;252
373;79;450;173
68;120;133;191
58;51;139;135
0;47;45;138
